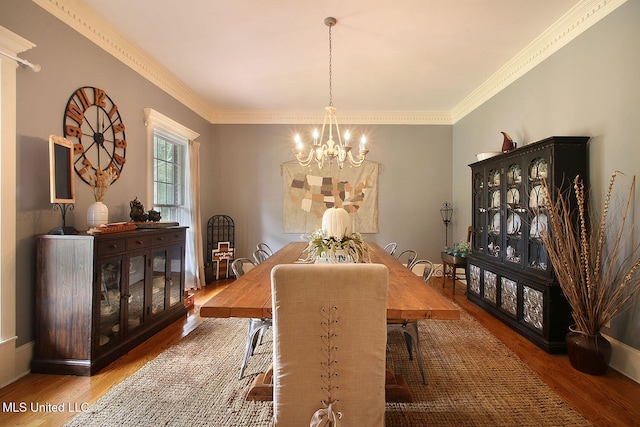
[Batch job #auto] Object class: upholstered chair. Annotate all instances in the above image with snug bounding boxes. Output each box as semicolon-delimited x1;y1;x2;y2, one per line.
271;264;388;427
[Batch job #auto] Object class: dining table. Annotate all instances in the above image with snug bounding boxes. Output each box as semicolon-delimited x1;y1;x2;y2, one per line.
200;241;460;401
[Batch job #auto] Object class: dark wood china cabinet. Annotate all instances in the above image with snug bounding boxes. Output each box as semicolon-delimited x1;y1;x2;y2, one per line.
467;136;589;352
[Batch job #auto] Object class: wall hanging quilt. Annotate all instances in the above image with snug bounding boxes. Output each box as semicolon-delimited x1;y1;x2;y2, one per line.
282;161;379;233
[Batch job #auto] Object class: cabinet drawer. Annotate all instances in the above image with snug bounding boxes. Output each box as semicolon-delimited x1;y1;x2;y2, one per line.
96;239;126;256
127;235;152;251
150;232;172;247
169;229;185;243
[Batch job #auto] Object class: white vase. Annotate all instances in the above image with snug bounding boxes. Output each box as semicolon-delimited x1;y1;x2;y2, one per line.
87;201;109;228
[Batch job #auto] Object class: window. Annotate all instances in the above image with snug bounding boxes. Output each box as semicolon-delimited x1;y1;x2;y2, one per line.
153;130;186;222
144;108;202;289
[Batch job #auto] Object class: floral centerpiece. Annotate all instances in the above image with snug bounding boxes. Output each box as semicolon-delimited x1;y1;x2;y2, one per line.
299;207;371;263
540;171;640;374
444;240;471;258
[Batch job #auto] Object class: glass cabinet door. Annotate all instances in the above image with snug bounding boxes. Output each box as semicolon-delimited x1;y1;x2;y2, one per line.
168;245;184;307
127;253;146;332
97;259;122;350
487;167;502;258
472;171;485;253
504;162;524;266
527;157;550;273
151;250;167;315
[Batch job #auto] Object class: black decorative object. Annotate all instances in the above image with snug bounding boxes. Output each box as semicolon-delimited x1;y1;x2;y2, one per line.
49;202;78;235
205;215;235;282
440;202;453;247
129;197;148;222
147;210;161;222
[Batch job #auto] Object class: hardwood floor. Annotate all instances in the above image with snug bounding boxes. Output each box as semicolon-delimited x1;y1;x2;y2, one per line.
1;277;638;427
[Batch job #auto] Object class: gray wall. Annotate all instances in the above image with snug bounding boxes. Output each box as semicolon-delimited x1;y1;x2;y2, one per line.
203;124;453;260
451;0;640;349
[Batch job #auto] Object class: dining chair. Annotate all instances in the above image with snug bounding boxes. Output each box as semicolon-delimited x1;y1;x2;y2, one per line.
383;242;397;256
231;257;256;279
410;259;435;283
256;242;274;256
231;257;272;379
396;249;418;269
253;248;270;264
271;264;388;426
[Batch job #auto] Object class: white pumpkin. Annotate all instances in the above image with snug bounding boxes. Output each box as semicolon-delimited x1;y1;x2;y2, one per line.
321;207;352;239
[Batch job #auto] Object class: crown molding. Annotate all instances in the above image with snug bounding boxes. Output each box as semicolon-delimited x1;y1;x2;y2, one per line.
210;110;453;125
34;0;625;126
0;26;36;55
32;0;214;122
450;0;627;123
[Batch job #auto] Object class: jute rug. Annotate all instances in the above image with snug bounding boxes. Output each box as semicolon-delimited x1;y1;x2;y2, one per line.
66;305;591;426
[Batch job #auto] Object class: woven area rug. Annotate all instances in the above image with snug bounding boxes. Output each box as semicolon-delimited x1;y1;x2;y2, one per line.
66;305;591;426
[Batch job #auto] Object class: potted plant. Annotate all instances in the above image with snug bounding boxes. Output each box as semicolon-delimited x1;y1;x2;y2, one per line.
540;171;640;375
444;240;471;259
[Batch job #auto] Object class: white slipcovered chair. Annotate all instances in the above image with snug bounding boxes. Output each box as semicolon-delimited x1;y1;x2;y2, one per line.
271;264;389;427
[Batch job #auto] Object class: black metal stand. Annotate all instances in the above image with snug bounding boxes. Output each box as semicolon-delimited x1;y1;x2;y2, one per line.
49;203;79;235
440;201;453;248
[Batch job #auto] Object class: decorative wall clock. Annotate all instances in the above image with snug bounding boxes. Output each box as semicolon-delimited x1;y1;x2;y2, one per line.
63;86;127;184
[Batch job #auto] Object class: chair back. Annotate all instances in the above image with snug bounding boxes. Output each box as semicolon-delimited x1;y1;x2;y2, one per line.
256;242;274;256
396;249;418;268
411;259;434;282
231;258;255;278
271;264;388;427
253;249;270;264
383;242;397;255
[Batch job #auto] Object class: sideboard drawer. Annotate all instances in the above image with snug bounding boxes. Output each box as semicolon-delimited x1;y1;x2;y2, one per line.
150;232;172;246
127;235;152;251
96;239;126;256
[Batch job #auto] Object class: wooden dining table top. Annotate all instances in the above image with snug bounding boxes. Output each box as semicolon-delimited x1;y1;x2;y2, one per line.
200;242;460;321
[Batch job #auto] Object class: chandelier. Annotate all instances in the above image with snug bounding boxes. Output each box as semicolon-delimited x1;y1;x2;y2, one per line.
293;17;369;169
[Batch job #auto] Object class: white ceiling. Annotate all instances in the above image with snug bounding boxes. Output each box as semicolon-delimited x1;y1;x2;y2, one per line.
71;0;601;123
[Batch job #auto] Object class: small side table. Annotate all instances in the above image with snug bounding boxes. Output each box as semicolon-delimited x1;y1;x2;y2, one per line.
441;252;467;295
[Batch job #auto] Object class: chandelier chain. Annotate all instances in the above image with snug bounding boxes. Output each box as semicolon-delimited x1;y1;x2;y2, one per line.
328;23;333;107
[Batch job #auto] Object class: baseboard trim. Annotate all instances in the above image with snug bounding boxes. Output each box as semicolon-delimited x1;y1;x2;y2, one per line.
603;333;640;384
0;340;32;389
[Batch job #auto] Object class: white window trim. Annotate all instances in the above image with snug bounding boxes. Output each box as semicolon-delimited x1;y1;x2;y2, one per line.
0;26;36;386
143;108;199;210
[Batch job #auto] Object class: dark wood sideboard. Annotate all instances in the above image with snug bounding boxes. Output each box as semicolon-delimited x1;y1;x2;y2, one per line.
32;227;187;375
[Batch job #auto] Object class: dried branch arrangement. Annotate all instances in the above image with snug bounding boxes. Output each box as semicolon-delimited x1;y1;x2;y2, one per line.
541;171;640;336
88;168;118;202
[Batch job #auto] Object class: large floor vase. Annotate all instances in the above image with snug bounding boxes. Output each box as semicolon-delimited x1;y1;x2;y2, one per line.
566;328;612;375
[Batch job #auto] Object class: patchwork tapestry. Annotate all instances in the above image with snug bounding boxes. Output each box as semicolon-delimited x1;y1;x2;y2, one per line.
282;161;379;233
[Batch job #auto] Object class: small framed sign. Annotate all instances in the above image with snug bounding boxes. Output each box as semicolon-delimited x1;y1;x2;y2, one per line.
49;135;75;204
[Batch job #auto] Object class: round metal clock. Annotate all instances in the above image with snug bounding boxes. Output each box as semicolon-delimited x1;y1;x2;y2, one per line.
63;86;127;184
